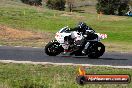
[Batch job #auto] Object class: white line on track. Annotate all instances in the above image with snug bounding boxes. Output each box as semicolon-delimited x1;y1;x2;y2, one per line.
0;60;132;69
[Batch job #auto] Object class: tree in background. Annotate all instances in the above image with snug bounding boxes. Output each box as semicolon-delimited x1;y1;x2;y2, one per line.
21;0;42;6
96;0;129;16
66;0;75;12
46;0;66;11
129;0;132;10
118;2;129;15
66;0;86;12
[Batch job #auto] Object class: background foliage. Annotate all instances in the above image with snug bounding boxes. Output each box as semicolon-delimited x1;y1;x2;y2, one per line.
21;0;42;6
46;0;66;11
96;0;129;15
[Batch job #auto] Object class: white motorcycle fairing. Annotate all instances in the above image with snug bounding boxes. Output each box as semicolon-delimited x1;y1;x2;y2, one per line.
55;26;85;43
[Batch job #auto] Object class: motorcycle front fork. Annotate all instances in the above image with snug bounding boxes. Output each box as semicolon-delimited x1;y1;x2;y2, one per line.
82;42;90;54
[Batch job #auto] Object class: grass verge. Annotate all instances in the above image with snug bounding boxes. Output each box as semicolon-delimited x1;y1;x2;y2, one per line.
0;63;132;88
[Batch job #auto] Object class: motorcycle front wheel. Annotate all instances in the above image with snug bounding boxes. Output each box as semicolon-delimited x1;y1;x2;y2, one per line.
45;41;63;56
88;42;105;59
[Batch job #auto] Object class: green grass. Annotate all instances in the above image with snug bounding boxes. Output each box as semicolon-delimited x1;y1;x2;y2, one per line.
0;63;132;88
0;0;132;47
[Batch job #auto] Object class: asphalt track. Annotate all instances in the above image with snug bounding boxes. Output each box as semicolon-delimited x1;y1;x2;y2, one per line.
0;46;132;66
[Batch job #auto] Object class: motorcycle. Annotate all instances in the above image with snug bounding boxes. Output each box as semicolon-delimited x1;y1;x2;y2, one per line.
45;26;107;58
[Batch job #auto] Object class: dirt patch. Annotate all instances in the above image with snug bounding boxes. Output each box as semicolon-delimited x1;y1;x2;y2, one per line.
99;15;127;22
60;12;75;17
61;12;84;17
0;25;54;47
60;12;85;21
0;26;35;40
109;16;127;21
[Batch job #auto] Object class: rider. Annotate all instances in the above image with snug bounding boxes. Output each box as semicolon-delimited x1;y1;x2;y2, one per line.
71;22;95;42
71;22;95;35
63;22;95;54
